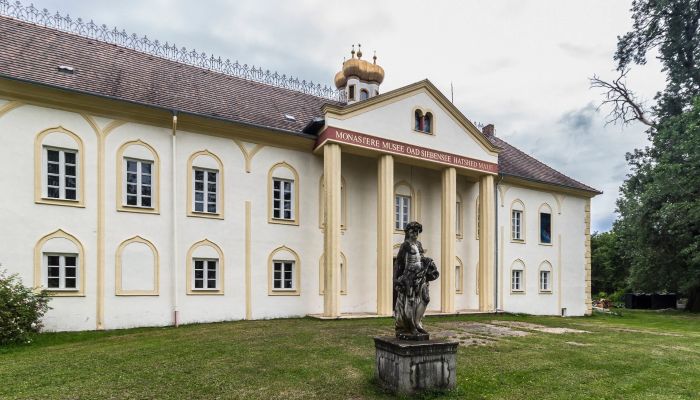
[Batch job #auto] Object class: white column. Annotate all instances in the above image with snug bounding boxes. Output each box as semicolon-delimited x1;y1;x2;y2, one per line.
323;143;342;317
376;154;394;316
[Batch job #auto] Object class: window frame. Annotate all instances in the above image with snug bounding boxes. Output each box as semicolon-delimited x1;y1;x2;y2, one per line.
272;260;296;291
34;229;86;297
192;257;220;291
510;260;526;294
272;177;295;221
268;162;300;226
539;204;553;245
359;89;369;101
123;157;154;209
35;127;85;208
43;252;79;291
539;261;553;294
117;140;160;214
268;246;301;296
192;167;219;215
348;84;356;101
412;108;435;135
187;150;225;220
44;146;78;201
186;239;225;295
395;194;411;231
540;270;551;292
455;257;464;294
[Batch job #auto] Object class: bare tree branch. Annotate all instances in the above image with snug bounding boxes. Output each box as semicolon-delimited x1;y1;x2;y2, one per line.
590;69;657;128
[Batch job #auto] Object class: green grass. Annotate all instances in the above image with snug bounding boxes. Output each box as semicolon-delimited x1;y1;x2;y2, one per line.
1;310;699;399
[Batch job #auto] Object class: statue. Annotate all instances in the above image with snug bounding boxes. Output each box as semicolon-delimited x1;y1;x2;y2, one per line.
393;221;439;340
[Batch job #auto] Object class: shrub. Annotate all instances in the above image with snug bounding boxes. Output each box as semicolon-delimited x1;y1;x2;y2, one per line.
0;269;51;345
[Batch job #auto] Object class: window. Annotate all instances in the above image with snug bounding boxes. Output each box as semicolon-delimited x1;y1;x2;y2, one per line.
540;270;551;292
348;85;356;101
511;269;523;292
273;178;294;220
413;109;433;134
360;89;369;100
193;258;218;290
44;253;78;290
540;210;552;244
34;229;85;296
35;127;84;207
395;195;411;230
193;168;218;213
45;147;77;200
186;239;225;295
511;260;525;293
125;159;153;208
273;260;295;290
512;210;523;240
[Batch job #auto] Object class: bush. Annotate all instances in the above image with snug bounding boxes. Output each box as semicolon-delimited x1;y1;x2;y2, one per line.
0;269;51;345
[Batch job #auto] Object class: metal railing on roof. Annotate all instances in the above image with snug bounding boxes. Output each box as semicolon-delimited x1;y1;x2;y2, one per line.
0;0;345;101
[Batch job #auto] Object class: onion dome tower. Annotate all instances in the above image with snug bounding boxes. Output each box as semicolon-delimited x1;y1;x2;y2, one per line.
334;44;385;104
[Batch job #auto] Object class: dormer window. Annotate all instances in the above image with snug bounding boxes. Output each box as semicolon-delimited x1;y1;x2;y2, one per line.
414;109;433;134
360;89;369;101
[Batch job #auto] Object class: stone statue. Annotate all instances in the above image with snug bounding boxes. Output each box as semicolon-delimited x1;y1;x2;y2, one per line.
393;221;439;340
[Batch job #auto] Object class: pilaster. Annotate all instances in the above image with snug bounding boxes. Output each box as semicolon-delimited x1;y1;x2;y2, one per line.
478;174;495;311
323;143;342;317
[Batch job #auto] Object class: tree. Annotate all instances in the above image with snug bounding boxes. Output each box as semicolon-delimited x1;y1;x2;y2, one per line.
593;0;700;311
591;231;630;295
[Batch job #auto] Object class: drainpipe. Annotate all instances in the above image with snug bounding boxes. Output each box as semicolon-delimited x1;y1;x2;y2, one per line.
171;111;180;327
494;175;503;312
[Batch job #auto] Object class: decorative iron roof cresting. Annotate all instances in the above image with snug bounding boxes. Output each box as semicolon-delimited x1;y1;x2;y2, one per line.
0;0;345;101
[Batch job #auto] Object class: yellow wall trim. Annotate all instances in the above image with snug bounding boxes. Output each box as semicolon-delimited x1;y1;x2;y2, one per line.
115;139;161;215
0;100;23;119
232;139;265;173
186;150;225;220
33;229;86;297
115;236;160;296
267;245;302;296
186;239;225;295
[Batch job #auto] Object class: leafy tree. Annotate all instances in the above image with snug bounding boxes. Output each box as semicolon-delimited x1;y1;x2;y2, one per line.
591;231;629;295
592;0;700;310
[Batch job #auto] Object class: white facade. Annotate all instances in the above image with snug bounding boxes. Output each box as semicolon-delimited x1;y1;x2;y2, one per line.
0;77;595;332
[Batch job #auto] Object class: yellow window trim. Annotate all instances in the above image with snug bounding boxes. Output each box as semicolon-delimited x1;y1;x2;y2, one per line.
268;245;301;296
319;251;348;295
33;229;86;297
393;180;417;234
186;150;225;220
115;236;159;296
455;256;464;294
267;162;300;226
186;239;225;295
34;126;86;208
510;199;526;243
116;139;161;215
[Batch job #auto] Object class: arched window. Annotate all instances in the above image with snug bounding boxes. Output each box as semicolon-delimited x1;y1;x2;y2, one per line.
510;199;525;242
34;126;85;207
539;261;553;293
360;89;369;101
539;203;553;244
455;256;464;294
510;259;526;293
319;252;348;295
394;181;416;231
34;229;85;296
187;150;224;219
117;140;160;214
423;112;433;133
414;110;424;131
116;236;159;295
268;246;301;295
186;239;224;295
319;175;347;230
268;162;300;225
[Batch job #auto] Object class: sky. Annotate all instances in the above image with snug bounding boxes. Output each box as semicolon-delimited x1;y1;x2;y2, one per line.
29;0;667;232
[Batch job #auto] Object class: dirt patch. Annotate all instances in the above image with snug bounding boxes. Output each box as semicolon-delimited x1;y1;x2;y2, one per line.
491;321;589;334
612;328;683;337
438;321;531;337
565;341;591;347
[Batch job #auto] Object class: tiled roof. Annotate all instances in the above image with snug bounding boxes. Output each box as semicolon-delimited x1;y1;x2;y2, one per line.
0;16;336;135
488;135;601;194
0;16;600;195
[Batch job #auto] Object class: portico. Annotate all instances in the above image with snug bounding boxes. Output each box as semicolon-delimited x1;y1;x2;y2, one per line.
316;120;500;318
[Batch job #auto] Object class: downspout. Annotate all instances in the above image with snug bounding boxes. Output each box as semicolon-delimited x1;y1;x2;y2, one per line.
494;174;503;312
171;111;179;327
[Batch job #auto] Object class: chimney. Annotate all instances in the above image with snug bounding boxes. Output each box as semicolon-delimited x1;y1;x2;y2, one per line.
482;123;495;136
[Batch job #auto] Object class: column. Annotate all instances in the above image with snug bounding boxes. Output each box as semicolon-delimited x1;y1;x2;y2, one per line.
441;167;457;313
323;143;342;317
376;154;394;316
478;174;495;311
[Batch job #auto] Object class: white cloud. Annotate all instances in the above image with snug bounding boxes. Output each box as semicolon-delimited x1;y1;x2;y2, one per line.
32;0;667;231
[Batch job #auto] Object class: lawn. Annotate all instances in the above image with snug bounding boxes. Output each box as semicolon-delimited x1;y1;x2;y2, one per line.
1;310;699;399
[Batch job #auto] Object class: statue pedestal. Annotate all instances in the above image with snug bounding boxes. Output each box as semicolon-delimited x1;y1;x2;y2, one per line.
374;336;458;394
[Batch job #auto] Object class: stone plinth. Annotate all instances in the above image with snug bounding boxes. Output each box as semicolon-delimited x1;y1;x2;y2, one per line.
374;336;458;394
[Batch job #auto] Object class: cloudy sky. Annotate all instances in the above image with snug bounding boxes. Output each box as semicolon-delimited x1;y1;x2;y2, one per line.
30;0;666;232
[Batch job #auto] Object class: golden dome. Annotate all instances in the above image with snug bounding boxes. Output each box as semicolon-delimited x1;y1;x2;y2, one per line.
334;45;384;89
